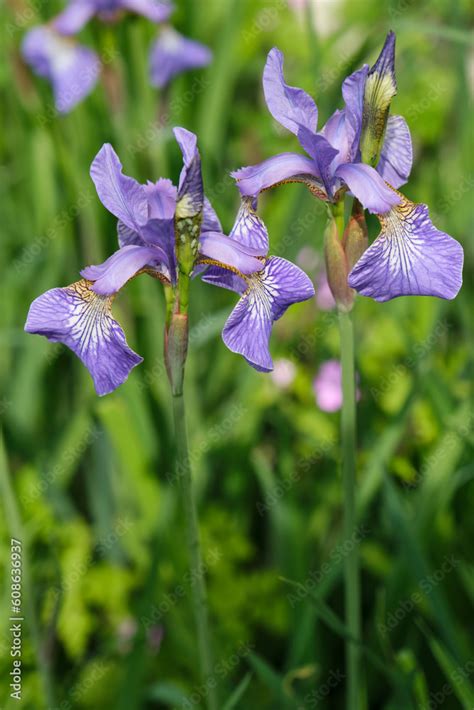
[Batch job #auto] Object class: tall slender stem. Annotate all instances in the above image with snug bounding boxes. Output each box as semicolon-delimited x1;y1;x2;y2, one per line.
338;310;361;710
172;393;218;710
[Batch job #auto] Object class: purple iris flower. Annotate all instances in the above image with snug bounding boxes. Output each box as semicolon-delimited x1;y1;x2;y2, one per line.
53;0;173;35
199;198;315;372
149;27;212;89
232;35;464;302
25;129;313;393
21;26;100;113
232;40;403;214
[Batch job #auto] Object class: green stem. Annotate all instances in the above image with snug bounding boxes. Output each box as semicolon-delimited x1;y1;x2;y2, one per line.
338;310;361;710
171;393;218;710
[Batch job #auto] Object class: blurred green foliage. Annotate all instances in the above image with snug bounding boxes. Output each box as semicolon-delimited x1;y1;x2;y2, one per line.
0;0;473;708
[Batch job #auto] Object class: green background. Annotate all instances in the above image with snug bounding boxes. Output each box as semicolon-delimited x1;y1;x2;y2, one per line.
0;0;473;707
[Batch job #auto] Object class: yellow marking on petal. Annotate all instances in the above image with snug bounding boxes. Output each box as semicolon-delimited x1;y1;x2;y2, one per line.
360;72;397;166
175;194;198;219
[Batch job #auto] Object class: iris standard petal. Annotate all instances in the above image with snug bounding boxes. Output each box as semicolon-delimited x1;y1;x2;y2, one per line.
199;233;264;274
121;0;173;22
232;153;326;199
348;193;464;301
335;162;400;214
320;109;351;167
263;47;318;135
90;144;148;232
222;256;315;371
52;0;96;35
173;127;203;218
25;280;142;396
341;65;369;161
377;115;413;188
81;245;164;295
149;28;212;88
228;197;269;255
297;128;339;198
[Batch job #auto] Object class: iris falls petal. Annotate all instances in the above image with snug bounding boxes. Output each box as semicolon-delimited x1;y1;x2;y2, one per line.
348;193;464;301
25;280;142;395
222;257;315;371
228;197;269;255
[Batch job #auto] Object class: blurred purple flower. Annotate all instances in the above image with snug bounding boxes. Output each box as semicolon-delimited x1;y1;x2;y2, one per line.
147;625;164;653
53;0;173;34
232;35;463;302
200;198;315;372
313;359;360;412
149;27;212;88
21;26;99;113
270;358;296;388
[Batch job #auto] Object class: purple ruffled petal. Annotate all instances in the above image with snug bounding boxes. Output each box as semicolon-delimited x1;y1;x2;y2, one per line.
139;179;177;275
173;127;203;217
297;128;339;198
90;144;148;232
341;65;369;161
121;0;173;22
348;193;464;301
81;245;164;295
22;27;100;113
320;109;351;168
222;256;315;371
52;1;96;35
149;28;211;88
25;280;142;396
263;48;318;135
335;162;400;214
232;152;325;199
199;233;264;274
228;197;269;255
145;178;177;220
377;115;412;189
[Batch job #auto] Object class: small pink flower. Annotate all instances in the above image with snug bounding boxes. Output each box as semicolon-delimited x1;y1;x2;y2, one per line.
271;358;296;389
313;359;360;412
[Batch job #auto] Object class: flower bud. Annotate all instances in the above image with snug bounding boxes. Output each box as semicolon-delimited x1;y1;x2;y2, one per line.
324;219;354;312
343;201;368;271
164;313;189;396
360;31;397;167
